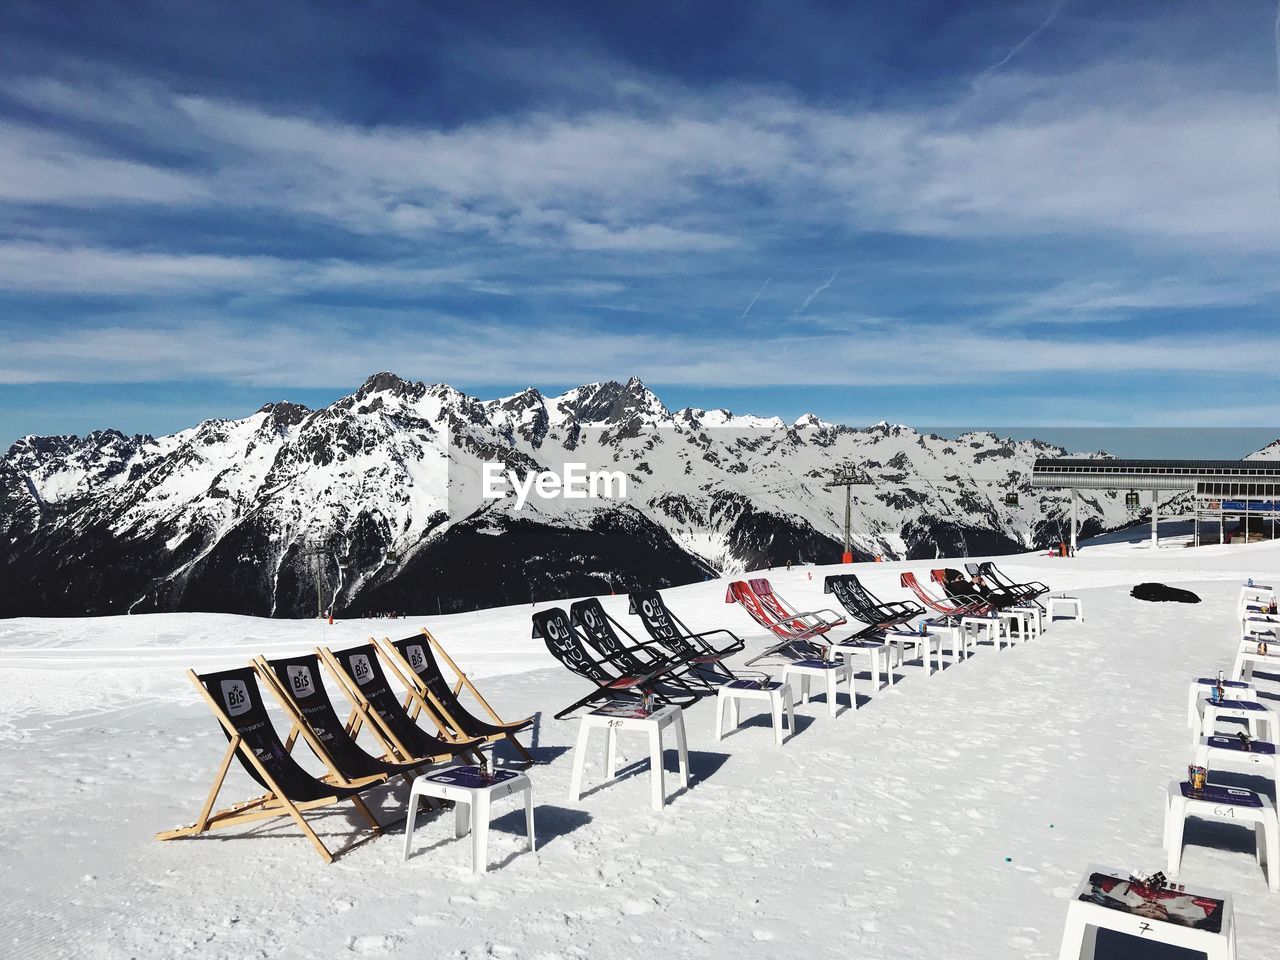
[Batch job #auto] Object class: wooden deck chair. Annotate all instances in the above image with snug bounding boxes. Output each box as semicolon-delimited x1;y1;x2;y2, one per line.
376;630;535;765
319;643;483;765
253;653;425;786
155;665;382;864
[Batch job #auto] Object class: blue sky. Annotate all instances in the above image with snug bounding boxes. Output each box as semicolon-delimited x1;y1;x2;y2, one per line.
1;0;1278;452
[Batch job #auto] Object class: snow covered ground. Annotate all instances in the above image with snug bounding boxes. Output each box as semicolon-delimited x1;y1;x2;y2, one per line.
3;537;1279;959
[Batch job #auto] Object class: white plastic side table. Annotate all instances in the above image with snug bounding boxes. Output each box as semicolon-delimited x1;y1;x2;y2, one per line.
569;702;689;812
1232;645;1280;682
1197;698;1280;745
1163;780;1279;892
830;638;891;690
995;609;1033;644
1186;677;1254;729
782;658;851;717
1056;865;1236;960
884;631;943;678
715;679;794;746
403;766;535;873
1195;735;1280;797
961;615;1005;650
1048;595;1084;623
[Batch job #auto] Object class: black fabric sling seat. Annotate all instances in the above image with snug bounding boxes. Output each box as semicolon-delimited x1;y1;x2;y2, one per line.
629;590;743;658
532;607;637;688
329;644;477;759
266;653;418;780
824;574;920;621
198;666;362;803
387;636;532;738
570;598;670;673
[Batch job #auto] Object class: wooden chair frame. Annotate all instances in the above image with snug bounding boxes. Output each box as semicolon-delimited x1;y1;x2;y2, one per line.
376;629;536;765
155;668;382;864
316;645;476;766
252;654;424;789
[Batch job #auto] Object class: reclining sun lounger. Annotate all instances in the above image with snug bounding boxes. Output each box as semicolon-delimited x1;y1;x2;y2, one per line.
321;643;484;765
570;597;719;692
254;652;423;786
900;571;988;622
965;561;1048;605
931;568;1004;611
824;574;923;635
937;566;1023;609
725;578;846;666
377;630;535;765
531;606;700;719
628;589;744;683
155;665;383;863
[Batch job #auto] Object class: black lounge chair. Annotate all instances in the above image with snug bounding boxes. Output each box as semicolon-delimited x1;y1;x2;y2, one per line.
531;606;700;719
824;574;923;636
627;589;743;683
155;665;382;863
255;653;423;785
377;630;535;765
570;597;719;692
320;643;483;765
966;561;1048;605
934;567;1018;610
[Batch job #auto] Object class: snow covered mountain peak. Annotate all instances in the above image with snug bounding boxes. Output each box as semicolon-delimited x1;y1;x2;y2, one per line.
0;372;1140;618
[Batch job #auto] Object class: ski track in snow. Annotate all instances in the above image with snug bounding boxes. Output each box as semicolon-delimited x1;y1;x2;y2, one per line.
3;539;1280;958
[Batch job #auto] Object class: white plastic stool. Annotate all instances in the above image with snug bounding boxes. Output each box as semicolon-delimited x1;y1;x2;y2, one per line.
569;702;689;812
1012;604;1044;638
995;609;1033;644
1056;866;1236;960
1197;698;1280;746
1163;780;1279;892
1195;735;1280;797
884;630;943;677
830;638;892;690
1186;677;1254;729
715;679;794;746
782;658;851;717
403;766;535;873
1231;644;1280;682
1048;595;1084;623
1238;584;1275;619
1242;614;1280;639
961;615;1005;650
929;621;970;663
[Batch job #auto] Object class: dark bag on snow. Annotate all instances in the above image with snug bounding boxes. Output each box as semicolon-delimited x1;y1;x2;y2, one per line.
1130;583;1201;604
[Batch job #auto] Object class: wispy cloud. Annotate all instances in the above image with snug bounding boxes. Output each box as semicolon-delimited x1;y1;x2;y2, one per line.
793;269;840;317
3;313;1275;389
740;277;770;319
969;1;1068;96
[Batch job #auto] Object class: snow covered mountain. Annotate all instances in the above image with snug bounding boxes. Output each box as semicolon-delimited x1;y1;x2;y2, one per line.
0;373;1131;617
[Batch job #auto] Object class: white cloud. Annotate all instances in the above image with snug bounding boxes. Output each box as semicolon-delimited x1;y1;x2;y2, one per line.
3;315;1276;390
6;59;1278;257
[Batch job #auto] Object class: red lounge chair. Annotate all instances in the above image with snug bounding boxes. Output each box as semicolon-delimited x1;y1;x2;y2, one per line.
900;571;988;622
725;578;846;665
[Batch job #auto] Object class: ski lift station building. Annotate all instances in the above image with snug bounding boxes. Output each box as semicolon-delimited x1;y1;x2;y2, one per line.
1031;458;1280;550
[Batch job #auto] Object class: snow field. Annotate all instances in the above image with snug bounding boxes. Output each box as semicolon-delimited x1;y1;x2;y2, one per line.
1;541;1279;958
